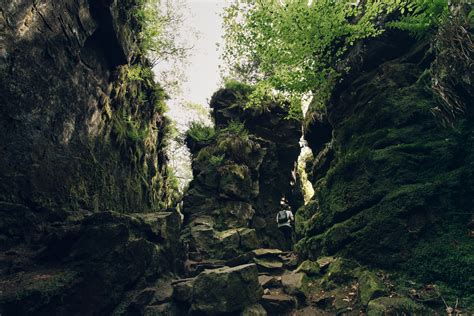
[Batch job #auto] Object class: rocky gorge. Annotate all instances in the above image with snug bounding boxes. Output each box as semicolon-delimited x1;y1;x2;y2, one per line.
1;0;473;315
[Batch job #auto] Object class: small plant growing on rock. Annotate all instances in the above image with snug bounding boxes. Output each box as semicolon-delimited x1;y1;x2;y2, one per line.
186;122;216;143
209;154;225;167
221;120;248;138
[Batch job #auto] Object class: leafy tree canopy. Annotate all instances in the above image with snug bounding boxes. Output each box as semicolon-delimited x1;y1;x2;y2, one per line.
221;0;449;116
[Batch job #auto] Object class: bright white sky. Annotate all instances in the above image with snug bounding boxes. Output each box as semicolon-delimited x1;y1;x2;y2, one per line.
160;0;229;189
162;0;229;131
177;0;228;106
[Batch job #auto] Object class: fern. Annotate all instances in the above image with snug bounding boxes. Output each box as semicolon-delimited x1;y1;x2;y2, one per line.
186;122;216;143
222;120;248;137
387;0;449;39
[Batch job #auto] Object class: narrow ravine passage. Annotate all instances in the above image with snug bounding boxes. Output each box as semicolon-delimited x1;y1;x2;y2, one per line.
1;0;473;315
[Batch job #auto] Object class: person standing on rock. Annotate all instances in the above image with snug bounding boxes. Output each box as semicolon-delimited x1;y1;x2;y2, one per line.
276;197;294;241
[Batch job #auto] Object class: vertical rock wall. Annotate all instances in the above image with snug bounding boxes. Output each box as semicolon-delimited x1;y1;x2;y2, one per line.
181;88;302;260
297;31;474;297
0;1;182;314
0;0;174;214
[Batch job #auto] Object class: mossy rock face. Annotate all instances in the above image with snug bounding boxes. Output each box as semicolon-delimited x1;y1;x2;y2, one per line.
218;164;255;200
298;33;474;301
173;279;194;303
181;91;302;258
325;258;358;284
0;0;176;214
356;270;387;306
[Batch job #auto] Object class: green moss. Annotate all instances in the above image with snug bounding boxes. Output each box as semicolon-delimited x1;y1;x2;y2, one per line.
297;39;474;306
367;297;429;315
295;259;321;276
223;79;254;96
209;154;225;167
356;270;387;306
403;219;474;294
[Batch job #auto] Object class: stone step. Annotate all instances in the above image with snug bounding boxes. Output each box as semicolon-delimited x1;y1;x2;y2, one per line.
252;248;284;257
261;293;297;315
254;257;284;270
258;274;282;288
184;259;226;277
295;306;332;316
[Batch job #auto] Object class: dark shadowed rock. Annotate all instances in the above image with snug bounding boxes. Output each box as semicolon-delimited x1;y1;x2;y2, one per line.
173;278;194;303
143;303;179;316
241;303;268;316
261;293;296;314
0;211;182;315
258;275;282;289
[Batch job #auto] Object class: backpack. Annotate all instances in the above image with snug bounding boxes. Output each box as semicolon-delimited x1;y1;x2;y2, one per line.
277;210;288;224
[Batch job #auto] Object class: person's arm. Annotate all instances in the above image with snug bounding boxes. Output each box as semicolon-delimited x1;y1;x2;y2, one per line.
288;210;294;221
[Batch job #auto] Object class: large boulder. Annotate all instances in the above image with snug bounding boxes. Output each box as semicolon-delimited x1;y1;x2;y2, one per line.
0;211;182;315
191;264;263;314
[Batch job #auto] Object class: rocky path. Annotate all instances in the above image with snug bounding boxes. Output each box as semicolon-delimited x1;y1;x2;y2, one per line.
128;243;439;315
137;248;336;315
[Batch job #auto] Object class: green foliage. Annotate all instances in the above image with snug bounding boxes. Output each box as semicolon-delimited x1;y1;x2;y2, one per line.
113;112;148;147
221;0;398;114
132;0;187;58
387;0;449;38
164;166;182;204
209;154;225;167
223;79;254;95
126;65;153;82
430;7;473;125
151;84;169;113
221;120;248;138
186;122;216;143
131;0;192;93
221;0;450;115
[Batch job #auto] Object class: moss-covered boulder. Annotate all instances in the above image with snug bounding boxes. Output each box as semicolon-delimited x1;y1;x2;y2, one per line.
367;297;429;315
191;264;263;315
295;260;321;276
357;270;387;306
241;303;268;316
